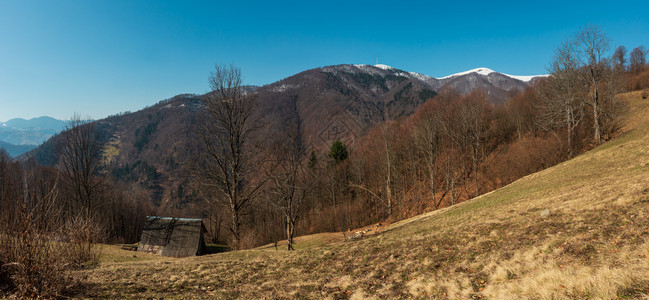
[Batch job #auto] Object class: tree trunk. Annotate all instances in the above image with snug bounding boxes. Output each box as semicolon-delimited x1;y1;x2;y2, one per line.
445;160;456;206
429;162;438;210
230;203;240;250
565;107;573;157
384;126;393;217
286;216;295;250
385;179;392;217
472;145;479;197
593;86;601;143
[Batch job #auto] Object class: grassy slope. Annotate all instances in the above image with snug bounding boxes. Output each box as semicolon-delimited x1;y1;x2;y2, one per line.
79;91;649;299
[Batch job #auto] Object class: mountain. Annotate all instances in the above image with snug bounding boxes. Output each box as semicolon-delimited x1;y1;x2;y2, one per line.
254;64;440;149
0;116;67;152
254;64;544;148
436;67;547;104
27;64;545;212
3;116;67;130
0;140;36;157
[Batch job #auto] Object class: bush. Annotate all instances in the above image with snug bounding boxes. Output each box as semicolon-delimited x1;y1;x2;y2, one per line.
62;215;105;268
0;213;105;298
0;230;71;298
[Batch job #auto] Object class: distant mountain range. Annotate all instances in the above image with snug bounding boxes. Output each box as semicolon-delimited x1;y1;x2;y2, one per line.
0;116;67;157
0;140;36;157
2;116;67;131
26;64;546;212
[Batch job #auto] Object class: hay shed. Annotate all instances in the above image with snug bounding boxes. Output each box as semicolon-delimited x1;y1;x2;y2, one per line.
137;216;207;257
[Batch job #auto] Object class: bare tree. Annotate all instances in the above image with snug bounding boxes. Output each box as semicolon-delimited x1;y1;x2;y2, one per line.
440;109;462;206
630;46;647;74
612;45;627;71
198;64;263;250
0;149;11;225
58;114;103;219
574;25;610;143
414;105;444;209
381;123;394;216
349;122;395;217
460;91;490;197
538;41;585;156
546;26;622;145
266;120;309;250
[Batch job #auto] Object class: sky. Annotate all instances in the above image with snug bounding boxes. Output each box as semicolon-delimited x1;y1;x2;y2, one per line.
1;0;647;121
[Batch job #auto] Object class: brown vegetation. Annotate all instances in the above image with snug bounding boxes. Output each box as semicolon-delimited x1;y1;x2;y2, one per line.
74;90;649;299
0;118;145;297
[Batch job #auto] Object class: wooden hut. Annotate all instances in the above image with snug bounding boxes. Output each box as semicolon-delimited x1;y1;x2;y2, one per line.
137;216;207;257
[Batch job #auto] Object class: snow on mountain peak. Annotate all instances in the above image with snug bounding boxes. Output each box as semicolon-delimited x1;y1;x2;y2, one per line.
374;64;394;70
440;67;545;82
500;73;548;82
348;64;544;83
441;67;495;79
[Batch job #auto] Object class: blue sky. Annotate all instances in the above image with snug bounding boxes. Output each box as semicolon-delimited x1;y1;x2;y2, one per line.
1;0;647;121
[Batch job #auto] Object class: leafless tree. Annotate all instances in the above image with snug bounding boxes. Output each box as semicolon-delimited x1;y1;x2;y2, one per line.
538;41;585;156
545;25;622;145
380;123;394;216
197;64;264;250
348;121;396;219
612;45;627;71
460;91;490;197
205;208;224;244
266;120;309;250
58;114;103;219
56;114;108;263
574;25;611;143
414;106;444;209
629;46;647;74
0;149;12;225
440;110;462;206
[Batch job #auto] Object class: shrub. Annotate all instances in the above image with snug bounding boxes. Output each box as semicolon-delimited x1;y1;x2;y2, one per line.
62;214;105;268
0;228;71;297
0;212;105;297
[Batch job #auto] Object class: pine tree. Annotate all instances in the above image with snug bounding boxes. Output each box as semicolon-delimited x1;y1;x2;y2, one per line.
328;139;348;163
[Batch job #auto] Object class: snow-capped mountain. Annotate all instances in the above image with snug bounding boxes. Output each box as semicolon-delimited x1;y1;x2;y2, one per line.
350;64;546;85
334;64;545;104
440;67;547;82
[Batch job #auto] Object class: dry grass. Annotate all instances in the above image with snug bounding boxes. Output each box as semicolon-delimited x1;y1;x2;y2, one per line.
255;232;345;251
76;91;649;299
101;134;120;166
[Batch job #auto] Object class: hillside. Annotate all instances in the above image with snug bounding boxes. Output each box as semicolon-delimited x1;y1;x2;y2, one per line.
28;64;541;214
76;90;649;298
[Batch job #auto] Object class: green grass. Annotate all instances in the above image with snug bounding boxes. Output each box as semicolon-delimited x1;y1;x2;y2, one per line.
75;91;649;299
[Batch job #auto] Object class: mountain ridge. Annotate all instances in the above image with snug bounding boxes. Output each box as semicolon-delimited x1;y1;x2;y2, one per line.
0;116;67;156
315;64;544;104
2;116;67;130
354;64;547;83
